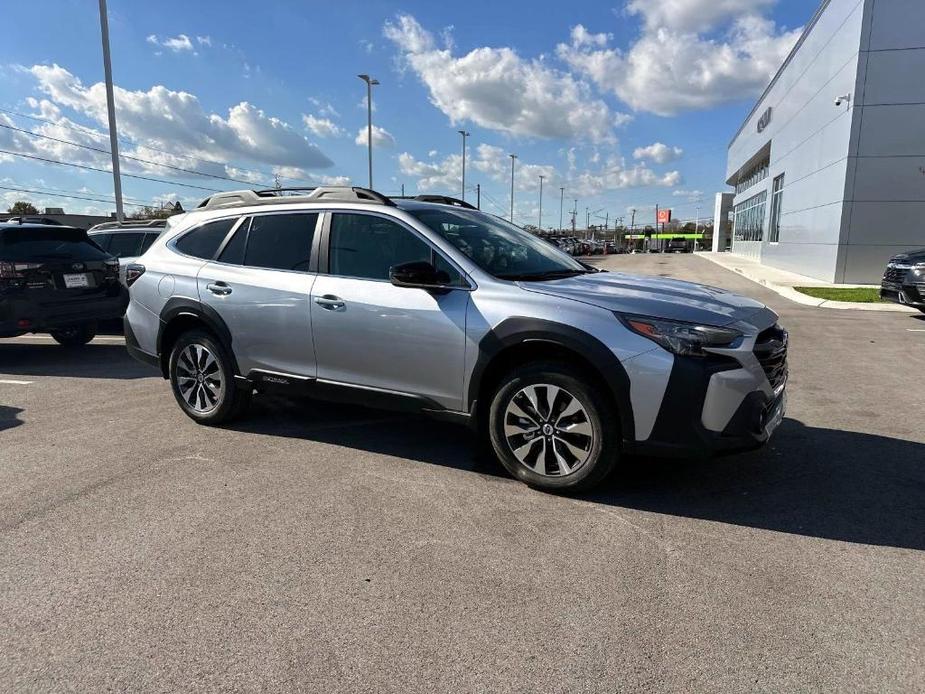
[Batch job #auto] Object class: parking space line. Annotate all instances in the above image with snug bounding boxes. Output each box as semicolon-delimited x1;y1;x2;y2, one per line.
3;335;125;342
0;379;32;385
907;329;925;332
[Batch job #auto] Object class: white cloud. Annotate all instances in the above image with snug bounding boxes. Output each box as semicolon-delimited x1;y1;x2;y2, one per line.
303;113;343;138
557;9;801;116
147;33;195;53
569;25;611;48
626;0;776;33
196;35;212;47
308;98;339;118
673;188;704;201
383;14;617;143
354;124;395;148
633;142;683;164
25;64;334;171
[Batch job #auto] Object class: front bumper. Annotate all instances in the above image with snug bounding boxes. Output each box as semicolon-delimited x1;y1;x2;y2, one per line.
629;352;786;459
880;280;925;307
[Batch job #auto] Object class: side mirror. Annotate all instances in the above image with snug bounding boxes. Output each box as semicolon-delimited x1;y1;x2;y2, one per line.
389;260;451;289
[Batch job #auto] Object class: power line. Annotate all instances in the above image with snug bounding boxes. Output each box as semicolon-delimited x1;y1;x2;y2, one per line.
0;147;223;193
0;121;274;188
0;183;163;208
0;105;317;187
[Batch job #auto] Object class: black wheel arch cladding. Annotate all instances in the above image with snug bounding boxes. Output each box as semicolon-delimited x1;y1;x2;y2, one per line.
470;317;635;443
157;298;239;378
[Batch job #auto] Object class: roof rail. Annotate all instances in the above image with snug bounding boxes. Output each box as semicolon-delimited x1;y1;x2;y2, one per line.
196;186;395;211
88;219;169;231
392;194;477;210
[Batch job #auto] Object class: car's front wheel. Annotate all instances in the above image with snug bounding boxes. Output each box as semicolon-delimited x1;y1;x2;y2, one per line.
50;322;96;347
169;329;251;425
488;361;619;493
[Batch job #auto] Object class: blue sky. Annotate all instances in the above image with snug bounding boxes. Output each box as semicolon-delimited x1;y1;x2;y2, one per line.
0;0;810;228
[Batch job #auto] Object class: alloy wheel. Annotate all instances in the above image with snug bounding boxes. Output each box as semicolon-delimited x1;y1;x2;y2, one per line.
503;383;594;476
176;343;224;414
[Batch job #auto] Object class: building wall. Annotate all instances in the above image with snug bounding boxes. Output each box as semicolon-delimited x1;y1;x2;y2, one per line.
726;0;867;282
837;0;925;282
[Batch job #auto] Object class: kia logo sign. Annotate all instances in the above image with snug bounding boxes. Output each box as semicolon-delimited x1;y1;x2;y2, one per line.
757;107;772;133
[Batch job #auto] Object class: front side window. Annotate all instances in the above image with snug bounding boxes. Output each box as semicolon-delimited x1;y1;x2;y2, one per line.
244;213;317;271
328;213;431;280
174;218;238;260
408;208;587;279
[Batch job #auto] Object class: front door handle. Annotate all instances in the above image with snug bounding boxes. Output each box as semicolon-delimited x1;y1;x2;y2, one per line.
314;294;345;310
207;282;232;296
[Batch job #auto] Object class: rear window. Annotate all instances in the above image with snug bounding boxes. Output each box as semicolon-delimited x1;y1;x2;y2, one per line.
174;218;238;259
0;227;110;261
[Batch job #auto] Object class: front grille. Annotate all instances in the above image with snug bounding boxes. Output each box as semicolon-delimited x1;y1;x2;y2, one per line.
754;324;788;390
882;265;909;285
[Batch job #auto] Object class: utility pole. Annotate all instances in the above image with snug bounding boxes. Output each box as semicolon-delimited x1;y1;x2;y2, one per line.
401;183;405;196
508;154;517;223
358;74;379;189
98;0;123;222
655;203;659;252
458;130;469;201
585;207;590;230
572;199;577;232
476;183;481;210
559;187;564;230
537;174;544;230
630;208;636;231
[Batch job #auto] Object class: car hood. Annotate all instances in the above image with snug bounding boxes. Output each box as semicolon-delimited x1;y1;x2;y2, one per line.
520;271;777;329
890;249;925;263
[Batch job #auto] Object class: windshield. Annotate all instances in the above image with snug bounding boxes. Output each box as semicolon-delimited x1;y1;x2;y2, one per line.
409;208;590;279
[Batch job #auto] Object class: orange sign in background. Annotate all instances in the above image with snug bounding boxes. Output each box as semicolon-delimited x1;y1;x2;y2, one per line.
657;209;672;224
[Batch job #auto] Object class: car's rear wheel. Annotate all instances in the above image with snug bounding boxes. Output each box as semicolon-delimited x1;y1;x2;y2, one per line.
50;322;96;347
169;329;251;425
488;361;619;493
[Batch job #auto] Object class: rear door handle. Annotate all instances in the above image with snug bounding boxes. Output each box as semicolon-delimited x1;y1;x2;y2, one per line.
314;294;345;310
207;282;232;296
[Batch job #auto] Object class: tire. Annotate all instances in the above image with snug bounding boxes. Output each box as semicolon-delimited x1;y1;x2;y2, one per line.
488;361;619;493
50;322;97;347
168;329;251;425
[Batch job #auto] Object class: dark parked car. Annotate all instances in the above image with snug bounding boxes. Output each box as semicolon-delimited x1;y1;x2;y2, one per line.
666;237;692;253
880;248;925;313
0;223;127;345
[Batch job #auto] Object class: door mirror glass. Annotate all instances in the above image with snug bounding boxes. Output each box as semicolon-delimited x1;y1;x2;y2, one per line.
389;261;450;288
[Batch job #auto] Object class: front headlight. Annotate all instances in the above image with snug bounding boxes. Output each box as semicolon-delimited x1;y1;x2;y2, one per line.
619;314;743;356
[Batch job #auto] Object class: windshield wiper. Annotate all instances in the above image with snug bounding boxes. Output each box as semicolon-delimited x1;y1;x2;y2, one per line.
496;269;593;281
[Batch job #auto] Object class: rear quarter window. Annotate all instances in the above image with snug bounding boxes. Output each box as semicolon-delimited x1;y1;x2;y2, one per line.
174;218;238;260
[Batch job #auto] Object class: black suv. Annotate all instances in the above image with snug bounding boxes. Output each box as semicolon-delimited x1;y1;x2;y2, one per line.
0;223;127;345
880;248;925;313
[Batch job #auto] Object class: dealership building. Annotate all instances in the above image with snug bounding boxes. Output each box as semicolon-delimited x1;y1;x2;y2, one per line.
725;0;925;283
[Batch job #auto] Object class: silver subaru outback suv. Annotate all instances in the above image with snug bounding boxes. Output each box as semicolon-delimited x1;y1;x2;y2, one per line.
124;186;787;492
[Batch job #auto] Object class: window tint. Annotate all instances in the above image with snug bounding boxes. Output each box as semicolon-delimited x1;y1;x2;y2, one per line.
329;214;430;280
107;232;146;258
175;218;237;259
140;232;159;253
89;232;111;251
0;227;111;261
217;219;249;265
432;253;467;287
244;213;317;271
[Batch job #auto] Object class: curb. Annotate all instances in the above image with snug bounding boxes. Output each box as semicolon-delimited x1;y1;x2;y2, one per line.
696;253;916;313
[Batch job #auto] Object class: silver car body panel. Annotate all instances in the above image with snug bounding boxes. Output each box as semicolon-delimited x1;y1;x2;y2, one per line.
125;198;785;447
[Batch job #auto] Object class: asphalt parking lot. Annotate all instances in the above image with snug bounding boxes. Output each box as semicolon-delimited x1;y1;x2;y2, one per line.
1;253;922;693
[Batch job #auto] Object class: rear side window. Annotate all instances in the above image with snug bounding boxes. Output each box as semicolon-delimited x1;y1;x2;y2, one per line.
89;232;111;251
0;227;110;261
174;218;237;259
140;232;159;253
107;232;146;258
244;213;317;271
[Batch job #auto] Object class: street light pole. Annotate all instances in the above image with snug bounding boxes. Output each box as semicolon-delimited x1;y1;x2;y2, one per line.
458;130;469;201
559;187;564;230
98;0;123;222
509;154;517;223
537;175;544;230
358;74;379;189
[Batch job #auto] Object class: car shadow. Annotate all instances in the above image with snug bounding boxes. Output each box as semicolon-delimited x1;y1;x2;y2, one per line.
0;405;24;432
231;398;925;551
0;343;154;380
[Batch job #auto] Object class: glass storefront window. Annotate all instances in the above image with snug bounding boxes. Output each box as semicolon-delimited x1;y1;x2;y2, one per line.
733;190;767;242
